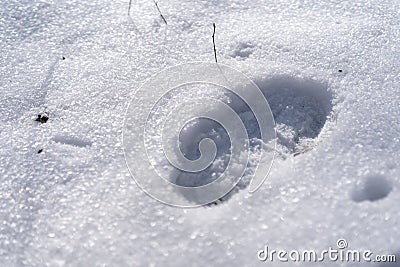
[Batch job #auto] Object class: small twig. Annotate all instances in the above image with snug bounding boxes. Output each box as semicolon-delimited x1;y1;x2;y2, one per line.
128;0;132;16
152;0;167;25
212;23;217;63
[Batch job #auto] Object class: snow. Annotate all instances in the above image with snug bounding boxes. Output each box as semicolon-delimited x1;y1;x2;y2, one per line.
0;0;399;266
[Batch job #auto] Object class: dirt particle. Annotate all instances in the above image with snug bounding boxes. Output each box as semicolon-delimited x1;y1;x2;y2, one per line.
35;114;49;124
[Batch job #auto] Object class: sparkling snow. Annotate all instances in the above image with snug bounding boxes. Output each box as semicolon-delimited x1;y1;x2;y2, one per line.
0;0;399;266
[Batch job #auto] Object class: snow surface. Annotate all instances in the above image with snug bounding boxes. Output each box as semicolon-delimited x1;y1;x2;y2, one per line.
0;0;400;266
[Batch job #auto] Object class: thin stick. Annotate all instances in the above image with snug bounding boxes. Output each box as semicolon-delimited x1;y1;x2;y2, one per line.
212;23;217;63
128;0;132;16
153;0;167;25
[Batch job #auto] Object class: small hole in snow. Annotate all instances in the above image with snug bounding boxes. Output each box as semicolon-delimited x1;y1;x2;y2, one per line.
352;175;392;202
52;135;92;148
230;42;256;60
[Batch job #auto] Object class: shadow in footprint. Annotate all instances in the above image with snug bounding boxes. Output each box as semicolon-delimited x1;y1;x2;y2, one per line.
173;75;334;205
352;175;392;202
173;91;264;204
256;76;333;157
